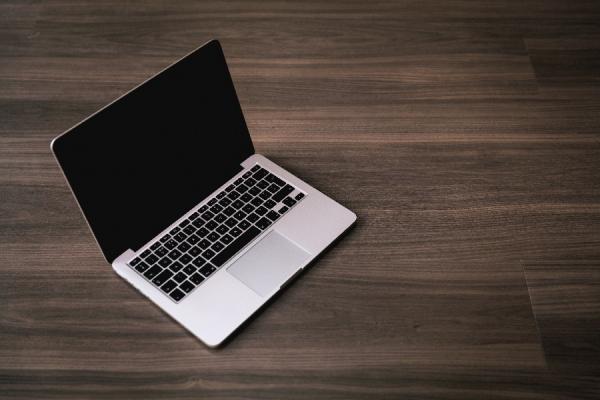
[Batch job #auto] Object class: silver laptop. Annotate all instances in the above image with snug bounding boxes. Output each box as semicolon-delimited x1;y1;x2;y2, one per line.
50;40;356;347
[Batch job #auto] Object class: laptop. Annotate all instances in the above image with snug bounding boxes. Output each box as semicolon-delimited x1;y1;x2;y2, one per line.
50;40;356;347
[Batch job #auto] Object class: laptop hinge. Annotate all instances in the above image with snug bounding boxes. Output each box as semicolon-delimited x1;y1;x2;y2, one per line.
112;249;136;266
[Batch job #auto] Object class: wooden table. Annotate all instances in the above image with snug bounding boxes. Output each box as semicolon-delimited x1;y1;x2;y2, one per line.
1;1;599;399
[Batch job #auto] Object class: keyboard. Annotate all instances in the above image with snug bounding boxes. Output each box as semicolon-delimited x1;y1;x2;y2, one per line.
127;164;305;302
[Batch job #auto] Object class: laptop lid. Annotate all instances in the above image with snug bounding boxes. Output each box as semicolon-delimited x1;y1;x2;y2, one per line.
51;40;254;263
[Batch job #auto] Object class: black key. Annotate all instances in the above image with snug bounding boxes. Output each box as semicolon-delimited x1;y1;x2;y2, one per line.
272;184;295;202
230;227;242;237
234;211;247;220
141;249;151;258
180;280;196;293
197;227;209;237
192;256;206;268
282;196;297;207
159;234;170;243
199;205;208;213
211;241;224;252
259;190;271;200
135;261;150;273
225;184;235;192
265;173;277;183
202;249;216;259
264;199;276;209
202;211;214;221
153;269;173;286
169;261;184;272
169;226;181;235
251;164;261;172
241;193;252;203
212;226;261;267
295;192;305;201
235;184;249;194
215;214;226;223
130;257;141;267
207;232;220;242
223;206;236;216
198;239;211;249
183;264;197;275
179;254;192;265
180;219;190;228
144;264;162;279
145;254;158;265
189;246;201;257
232;200;244;209
278;206;289;214
253;169;268;180
155;246;168;257
242;204;255;213
217;191;226;199
216;224;229;234
168;249;182;260
189;273;205;285
251;197;263;207
256;179;269;189
169;288;185;301
173;233;188;245
173;272;187;283
208;198;217;206
220;234;233;244
272;176;285;186
267;183;280;193
174;232;186;242
225;217;238;228
192;218;206;228
267;210;280;222
150;242;161;251
206;220;218;230
189;212;200;221
227;191;240;200
183;225;195;235
200;264;216;277
245;177;257;187
249;186;260;196
238;220;251;230
158;257;172;268
186;234;200;245
255;205;268;216
218;197;232;207
243;171;253;178
165;239;178;250
247;213;259;223
234;178;244;185
177;242;191;252
256;217;272;230
210;204;223;214
161;280;177;293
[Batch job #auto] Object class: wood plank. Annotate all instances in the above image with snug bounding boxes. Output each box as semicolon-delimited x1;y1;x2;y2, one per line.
524;261;600;372
524;260;600;399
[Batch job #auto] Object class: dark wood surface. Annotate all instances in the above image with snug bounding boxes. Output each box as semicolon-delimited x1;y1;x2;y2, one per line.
1;1;599;399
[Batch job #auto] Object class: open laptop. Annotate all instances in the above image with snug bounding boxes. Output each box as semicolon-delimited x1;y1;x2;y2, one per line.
50;40;356;347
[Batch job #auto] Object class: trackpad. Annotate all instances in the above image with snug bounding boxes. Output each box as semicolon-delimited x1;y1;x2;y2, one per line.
227;231;310;297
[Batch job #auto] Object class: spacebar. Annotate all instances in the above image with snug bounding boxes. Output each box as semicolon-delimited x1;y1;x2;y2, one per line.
212;226;261;267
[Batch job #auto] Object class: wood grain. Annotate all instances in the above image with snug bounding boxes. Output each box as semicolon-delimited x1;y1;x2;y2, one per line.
1;0;599;399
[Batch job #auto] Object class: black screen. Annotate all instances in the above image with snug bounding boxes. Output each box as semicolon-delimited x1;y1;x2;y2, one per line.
52;40;254;263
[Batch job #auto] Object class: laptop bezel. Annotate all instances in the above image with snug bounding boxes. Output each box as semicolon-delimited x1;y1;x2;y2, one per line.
50;39;254;263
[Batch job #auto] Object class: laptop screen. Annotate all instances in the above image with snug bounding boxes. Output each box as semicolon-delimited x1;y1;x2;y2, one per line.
51;40;254;263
